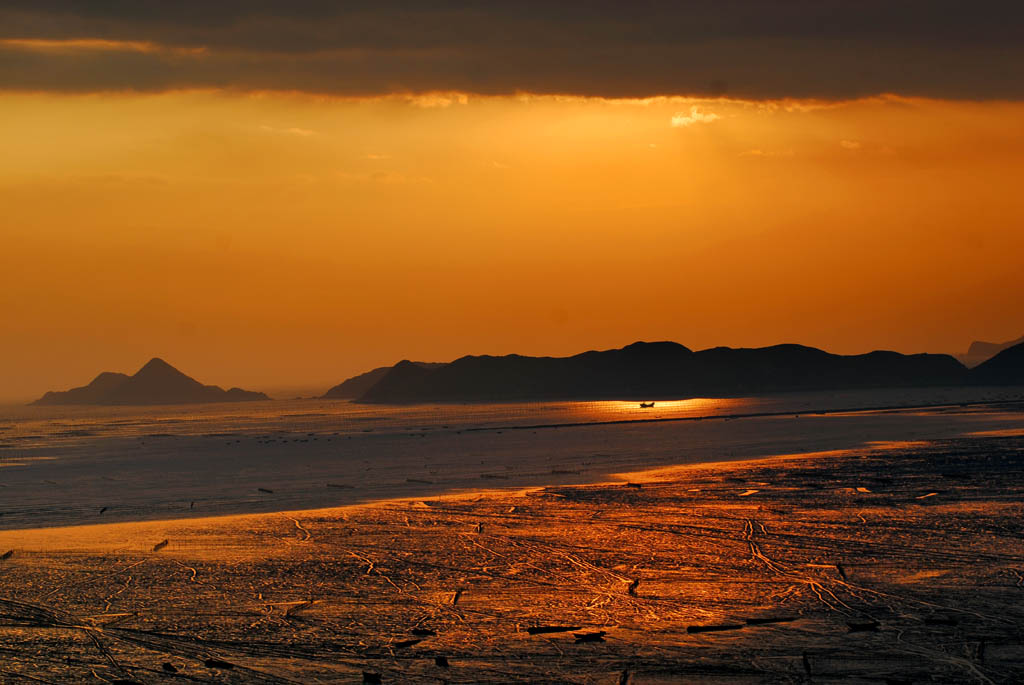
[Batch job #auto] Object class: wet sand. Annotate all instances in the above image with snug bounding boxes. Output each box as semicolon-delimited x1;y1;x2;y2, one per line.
2;434;1023;683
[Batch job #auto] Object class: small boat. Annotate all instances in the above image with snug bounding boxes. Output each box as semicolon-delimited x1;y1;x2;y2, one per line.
639;402;655;408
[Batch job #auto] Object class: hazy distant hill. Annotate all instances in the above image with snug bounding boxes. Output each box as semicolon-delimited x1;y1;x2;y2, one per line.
30;371;132;405
957;335;1024;368
970;341;1024;385
33;358;269;406
321;362;446;399
359;341;969;403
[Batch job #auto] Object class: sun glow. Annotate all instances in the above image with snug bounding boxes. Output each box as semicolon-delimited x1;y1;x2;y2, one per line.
1;91;1023;400
580;398;745;422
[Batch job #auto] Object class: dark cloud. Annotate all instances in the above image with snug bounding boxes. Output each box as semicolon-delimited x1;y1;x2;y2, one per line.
1;1;1022;99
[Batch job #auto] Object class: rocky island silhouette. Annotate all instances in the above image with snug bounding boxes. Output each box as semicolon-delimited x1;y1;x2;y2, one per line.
32;358;269;406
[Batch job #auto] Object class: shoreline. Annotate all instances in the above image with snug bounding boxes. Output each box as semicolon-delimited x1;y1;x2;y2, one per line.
2;434;1022;683
3;401;1024;533
0;435;992;550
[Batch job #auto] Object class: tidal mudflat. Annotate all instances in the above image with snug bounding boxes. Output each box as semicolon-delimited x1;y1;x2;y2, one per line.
2;431;1023;683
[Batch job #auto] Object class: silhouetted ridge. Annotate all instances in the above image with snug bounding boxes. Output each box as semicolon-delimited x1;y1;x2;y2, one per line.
32;359;269;406
322;362;446;399
358;341;968;403
970;341;1024;385
957;334;1024;368
363;342;698;403
32;371;130;405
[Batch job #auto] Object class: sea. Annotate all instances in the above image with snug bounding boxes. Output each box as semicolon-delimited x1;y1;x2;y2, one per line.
2;385;1023;530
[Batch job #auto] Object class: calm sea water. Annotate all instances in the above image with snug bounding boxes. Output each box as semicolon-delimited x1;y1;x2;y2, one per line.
2;385;1023;450
2;386;1023;529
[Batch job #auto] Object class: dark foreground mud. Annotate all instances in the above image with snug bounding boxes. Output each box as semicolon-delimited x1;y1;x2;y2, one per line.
2;437;1023;683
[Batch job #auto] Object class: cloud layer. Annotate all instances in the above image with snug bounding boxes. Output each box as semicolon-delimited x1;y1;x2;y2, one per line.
1;2;1023;99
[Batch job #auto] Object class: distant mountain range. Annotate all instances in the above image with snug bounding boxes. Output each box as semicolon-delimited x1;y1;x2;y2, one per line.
321;362;446;399
956;335;1024;368
33;338;1024;407
32;358;269;406
970;341;1024;386
353;341;980;403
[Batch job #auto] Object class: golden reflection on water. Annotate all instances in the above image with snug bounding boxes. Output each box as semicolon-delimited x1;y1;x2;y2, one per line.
574;397;746;422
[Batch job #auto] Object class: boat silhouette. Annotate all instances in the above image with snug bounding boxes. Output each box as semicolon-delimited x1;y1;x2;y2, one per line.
639;401;655;408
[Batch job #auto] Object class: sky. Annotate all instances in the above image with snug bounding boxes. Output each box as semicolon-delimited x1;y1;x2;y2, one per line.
2;3;1023;400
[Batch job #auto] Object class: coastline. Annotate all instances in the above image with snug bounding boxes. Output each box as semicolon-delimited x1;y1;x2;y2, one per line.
3;400;1024;532
0;441;941;555
2;434;1022;683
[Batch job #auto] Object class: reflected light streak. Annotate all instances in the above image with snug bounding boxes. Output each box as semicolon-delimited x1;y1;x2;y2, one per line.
577;397;745;422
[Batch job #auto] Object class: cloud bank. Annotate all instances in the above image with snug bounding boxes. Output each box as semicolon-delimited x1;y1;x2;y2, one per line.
1;2;1022;99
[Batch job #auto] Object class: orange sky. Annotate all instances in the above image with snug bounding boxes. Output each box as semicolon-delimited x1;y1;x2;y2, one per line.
2;91;1023;400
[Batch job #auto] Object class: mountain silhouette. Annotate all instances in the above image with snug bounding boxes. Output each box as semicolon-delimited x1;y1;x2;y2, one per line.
358;341;969;403
957;335;1024;368
32;358;269;406
970;341;1024;385
322;362;446;399
31;371;131;405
